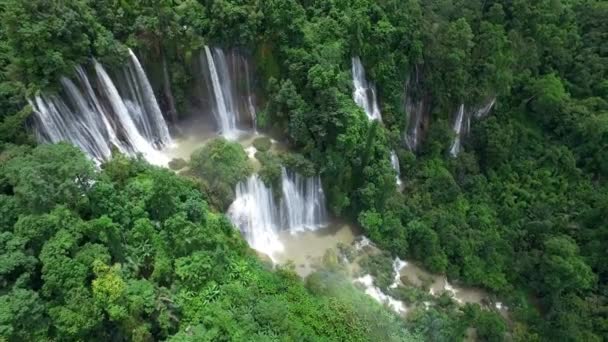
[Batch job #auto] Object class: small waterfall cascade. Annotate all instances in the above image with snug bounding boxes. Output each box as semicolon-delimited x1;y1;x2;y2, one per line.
280;167;328;232
403;70;429;152
405;94;425;151
473;97;496;119
389;258;408;289
203;46;238;138
228;174;284;257
390;150;402;186
449;104;466;157
30;54;171;165
122;49;172;148
352;57;382;122
243;58;257;132
199;46;257;138
228;168;328;259
351;57;402;186
449;98;497;157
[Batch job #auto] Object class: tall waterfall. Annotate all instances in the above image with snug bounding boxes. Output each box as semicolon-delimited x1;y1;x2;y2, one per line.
404;94;424;151
228;168;328;258
404;70;429;152
280;168;328;232
30;52;171;165
352;57;382;122
94;60;169;165
228;174;284;257
199;46;257;138
449;104;465;157
351;57;402;185
123;49;172;147
203;46;238;138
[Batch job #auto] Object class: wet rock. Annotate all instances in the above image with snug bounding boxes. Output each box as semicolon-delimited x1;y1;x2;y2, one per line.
169;158;187;170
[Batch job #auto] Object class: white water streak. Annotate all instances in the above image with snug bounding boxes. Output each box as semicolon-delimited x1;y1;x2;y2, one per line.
352;57;382;122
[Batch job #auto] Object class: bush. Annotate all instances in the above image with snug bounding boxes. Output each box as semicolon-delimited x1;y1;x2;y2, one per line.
255;151;282;192
252;137;272;152
169;158;187;170
190;138;252;208
280;153;316;177
190;138;252;188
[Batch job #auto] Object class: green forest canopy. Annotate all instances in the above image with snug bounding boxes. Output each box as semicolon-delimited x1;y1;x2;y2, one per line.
1;0;607;341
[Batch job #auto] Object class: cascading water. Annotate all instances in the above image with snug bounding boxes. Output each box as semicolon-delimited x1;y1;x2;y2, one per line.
198;47;258;138
228;175;284;257
351;57;401;185
228;168;328;259
73;66;125;154
403;68;430;152
122;49;172;148
352;57;382;122
473;97;496;119
404;95;424;151
93;60;169;165
243;58;257;132
30;53;171;165
390;150;402;186
280;168;328;232
448;98;496;157
449;103;465;157
29;92;113;162
203;46;239;138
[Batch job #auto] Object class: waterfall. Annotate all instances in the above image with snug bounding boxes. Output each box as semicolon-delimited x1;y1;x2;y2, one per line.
390;150;402;186
243;57;257;132
228;168;328;258
31;55;171;165
202;46;240;138
404;95;424;151
448;98;496;157
29;65;128;162
352;57;382;122
94;60;169;165
228;175;284;257
197;46;257;137
449;104;465;157
474;97;496;119
403;69;429;152
351;57;401;186
389;258;408;289
73;66;125;154
280;167;328;232
124;49;172;148
29;93;114;162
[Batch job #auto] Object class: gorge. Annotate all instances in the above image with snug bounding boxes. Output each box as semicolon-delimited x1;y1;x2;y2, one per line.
4;2;604;339
29;45;505;320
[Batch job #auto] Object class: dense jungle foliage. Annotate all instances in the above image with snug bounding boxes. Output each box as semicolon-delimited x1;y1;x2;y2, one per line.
1;0;607;341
